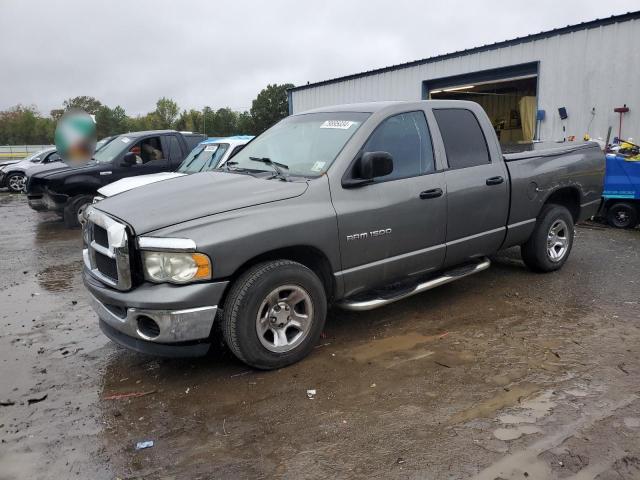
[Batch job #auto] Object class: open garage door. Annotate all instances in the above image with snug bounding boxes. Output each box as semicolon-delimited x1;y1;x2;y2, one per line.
425;62;538;146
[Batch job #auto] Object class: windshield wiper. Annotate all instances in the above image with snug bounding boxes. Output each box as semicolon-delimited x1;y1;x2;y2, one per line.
219;161;261;178
248;156;290;181
222;160;248;171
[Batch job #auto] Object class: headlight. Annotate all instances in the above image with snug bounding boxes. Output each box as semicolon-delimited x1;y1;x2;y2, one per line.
142;251;212;284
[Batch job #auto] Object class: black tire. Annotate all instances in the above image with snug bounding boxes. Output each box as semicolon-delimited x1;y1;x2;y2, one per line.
63;194;93;229
521;204;574;273
6;172;26;193
606;202;638;229
222;260;327;370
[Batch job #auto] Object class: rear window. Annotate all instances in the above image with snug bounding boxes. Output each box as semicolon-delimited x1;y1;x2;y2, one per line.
433;109;491;169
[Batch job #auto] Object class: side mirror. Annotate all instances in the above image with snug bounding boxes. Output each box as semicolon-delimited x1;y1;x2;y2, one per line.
122;152;137;166
342;151;393;188
360;151;393;179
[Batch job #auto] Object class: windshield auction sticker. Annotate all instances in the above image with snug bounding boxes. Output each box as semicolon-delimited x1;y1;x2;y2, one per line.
320;120;354;129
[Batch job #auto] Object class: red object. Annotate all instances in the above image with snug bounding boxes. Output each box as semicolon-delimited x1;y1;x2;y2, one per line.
614;104;630;140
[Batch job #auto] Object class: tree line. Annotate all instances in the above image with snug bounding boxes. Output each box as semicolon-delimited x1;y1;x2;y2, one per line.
0;83;293;145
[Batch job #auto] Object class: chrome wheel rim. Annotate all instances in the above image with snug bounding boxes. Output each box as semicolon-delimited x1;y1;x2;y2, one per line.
8;174;26;192
547;219;569;262
256;284;313;353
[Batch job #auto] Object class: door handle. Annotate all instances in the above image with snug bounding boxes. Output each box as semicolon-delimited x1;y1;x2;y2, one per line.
419;188;443;199
486;176;504;186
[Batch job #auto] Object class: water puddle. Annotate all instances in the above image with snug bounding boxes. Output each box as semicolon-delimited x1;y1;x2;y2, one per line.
347;332;446;362
623;417;640;428
493;425;541;441
449;383;539;425
497;390;557;425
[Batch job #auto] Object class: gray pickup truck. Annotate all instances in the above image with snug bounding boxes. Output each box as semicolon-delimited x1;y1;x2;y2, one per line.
82;100;604;369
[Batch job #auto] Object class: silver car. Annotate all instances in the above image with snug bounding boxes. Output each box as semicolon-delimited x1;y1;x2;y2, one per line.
0;148;62;192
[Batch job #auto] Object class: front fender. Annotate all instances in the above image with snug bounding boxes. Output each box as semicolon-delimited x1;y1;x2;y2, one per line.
142;178;341;280
63;174;102;194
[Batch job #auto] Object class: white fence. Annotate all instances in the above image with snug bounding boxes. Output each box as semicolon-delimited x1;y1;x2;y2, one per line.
0;145;54;160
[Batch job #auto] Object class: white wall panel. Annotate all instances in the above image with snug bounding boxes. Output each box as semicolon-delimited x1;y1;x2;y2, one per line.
291;19;640;141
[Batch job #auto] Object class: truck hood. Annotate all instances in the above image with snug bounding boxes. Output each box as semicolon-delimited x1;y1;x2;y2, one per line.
95;171;309;234
30;161;97;180
98;172;185;197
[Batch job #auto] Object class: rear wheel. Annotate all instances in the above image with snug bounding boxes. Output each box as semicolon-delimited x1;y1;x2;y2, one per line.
63;194;93;229
606;202;638;229
521;204;574;272
221;260;327;370
7;172;26;193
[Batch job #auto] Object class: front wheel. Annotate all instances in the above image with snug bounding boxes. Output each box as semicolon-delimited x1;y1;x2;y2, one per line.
221;260;327;370
606;202;638;229
63;194;93;228
521;204;574;273
7;173;26;193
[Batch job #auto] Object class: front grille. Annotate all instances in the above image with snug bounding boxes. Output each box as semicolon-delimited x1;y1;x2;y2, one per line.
83;207;132;290
95;251;118;280
93;225;109;248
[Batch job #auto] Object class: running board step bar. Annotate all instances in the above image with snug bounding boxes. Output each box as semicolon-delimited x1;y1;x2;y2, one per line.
337;257;491;311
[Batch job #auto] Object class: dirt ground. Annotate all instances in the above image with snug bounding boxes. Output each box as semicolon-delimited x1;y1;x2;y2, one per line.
1;190;639;480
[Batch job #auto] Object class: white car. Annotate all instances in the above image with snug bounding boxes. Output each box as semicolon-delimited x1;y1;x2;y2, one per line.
96;135;253;199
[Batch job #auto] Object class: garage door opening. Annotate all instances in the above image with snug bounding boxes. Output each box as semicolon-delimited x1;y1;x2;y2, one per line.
424;63;539;146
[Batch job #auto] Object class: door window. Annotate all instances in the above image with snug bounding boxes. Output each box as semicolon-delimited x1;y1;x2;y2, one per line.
128;136;165;164
433;109;490;169
363;111;434;180
166;136;182;162
45;152;61;163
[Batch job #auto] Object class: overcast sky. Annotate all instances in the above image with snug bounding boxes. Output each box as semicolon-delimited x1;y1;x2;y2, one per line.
1;0;638;116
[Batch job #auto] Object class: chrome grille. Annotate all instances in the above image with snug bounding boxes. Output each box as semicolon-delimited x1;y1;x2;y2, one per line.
82;206;132;290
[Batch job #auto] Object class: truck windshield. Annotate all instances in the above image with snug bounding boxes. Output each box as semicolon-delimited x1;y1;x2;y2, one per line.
227;112;369;177
94;136;129;164
178;143;229;173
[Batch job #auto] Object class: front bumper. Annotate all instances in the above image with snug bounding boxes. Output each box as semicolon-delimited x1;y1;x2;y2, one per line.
27;190;68;212
84;268;229;356
0;171;6;188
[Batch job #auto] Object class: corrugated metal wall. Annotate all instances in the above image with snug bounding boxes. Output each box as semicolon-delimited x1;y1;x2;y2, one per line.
291;19;640;142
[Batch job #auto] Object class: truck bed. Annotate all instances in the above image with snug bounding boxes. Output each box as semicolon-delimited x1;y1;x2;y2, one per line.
501;141;605;249
503;141;598;160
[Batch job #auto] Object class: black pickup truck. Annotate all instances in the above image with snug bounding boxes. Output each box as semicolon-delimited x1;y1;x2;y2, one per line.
27;130;205;227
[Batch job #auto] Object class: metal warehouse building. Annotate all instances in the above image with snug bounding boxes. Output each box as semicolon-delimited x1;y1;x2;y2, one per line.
289;11;640;145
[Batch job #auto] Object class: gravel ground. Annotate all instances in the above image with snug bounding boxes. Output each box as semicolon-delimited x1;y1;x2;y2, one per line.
1;190;639;480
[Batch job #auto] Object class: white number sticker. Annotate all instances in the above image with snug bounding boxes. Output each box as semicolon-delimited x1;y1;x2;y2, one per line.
120;137;131;143
320;120;354;129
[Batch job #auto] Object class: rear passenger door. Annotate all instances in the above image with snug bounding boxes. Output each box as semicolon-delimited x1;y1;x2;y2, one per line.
333;110;447;296
432;108;509;266
164;135;184;170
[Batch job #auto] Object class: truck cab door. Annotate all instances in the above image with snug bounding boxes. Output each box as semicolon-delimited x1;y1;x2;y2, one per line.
432;107;509;267
164;135;185;170
105;135;170;185
331;110;447;297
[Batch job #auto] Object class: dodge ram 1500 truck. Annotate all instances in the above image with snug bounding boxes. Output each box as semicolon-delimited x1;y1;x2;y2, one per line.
27;130;206;227
82;100;604;369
